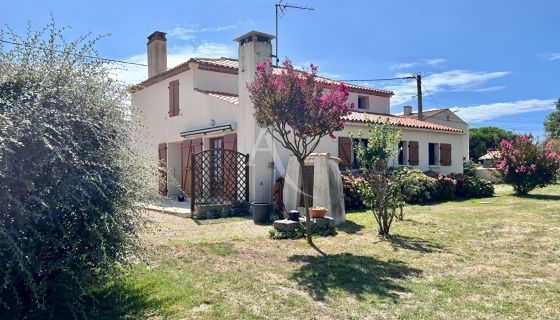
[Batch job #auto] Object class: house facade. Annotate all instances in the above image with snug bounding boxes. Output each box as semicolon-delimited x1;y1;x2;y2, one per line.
132;30;468;204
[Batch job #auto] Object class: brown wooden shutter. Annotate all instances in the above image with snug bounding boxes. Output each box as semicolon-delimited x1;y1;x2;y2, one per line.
408;141;419;165
440;143;452;166
338;137;352;169
181;138;203;196
158;143;167;195
223;133;237;151
168;80;179;117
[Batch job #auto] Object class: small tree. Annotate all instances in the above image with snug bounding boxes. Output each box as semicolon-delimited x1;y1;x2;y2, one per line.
496;134;560;195
351;122;404;236
247;59;352;244
544;98;560;140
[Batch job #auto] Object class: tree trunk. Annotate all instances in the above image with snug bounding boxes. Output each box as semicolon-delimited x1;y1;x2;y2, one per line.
298;158;313;244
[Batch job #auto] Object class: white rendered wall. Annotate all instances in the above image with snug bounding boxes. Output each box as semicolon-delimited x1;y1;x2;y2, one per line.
422;111;469;161
271;124;465;178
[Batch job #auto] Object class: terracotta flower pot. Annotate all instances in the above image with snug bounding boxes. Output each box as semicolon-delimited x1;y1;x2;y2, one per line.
309;208;327;218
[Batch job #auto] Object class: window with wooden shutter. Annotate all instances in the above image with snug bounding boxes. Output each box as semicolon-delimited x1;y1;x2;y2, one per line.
181;138;203;196
223;133;237;151
168;80;179;117
440;143;452;166
338;137;352;169
408;141;419;165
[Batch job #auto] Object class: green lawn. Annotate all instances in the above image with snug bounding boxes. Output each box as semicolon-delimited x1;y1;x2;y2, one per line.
96;184;560;319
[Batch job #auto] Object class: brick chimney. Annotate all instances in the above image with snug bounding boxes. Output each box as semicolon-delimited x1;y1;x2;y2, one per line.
147;31;167;78
403;105;413;116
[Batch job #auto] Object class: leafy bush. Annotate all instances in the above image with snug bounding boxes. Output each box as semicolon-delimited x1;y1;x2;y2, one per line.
496;134;560;194
0;22;154;318
342;173;364;210
268;224;337;239
425;170;456;200
465;178;495;198
463;159;478;178
389;167;438;204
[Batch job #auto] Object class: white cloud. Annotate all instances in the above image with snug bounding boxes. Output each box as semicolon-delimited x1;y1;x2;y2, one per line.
167;20;254;41
112;42;234;84
384;69;510;105
540;52;560;61
390;58;446;70
451;99;556;123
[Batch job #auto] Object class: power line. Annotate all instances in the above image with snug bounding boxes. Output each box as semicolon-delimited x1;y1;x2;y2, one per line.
0;39;148;67
340;76;415;82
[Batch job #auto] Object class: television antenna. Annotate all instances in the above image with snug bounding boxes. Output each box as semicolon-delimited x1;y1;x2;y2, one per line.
274;1;314;65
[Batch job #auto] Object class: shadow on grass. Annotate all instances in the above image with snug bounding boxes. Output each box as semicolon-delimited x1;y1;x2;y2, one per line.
90;278;162;320
518;193;560;201
337;220;365;234
386;234;446;253
289;253;421;301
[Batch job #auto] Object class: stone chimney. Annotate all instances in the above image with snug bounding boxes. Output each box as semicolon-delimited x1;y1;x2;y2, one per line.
233;30;275;203
403;105;413;116
147;31;167;78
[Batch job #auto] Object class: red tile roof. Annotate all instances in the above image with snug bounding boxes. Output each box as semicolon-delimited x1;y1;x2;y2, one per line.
194;89;239;105
134;57;393;97
343;112;463;133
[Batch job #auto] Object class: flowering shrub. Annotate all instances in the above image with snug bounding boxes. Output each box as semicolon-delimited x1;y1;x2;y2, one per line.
496;134;560;194
342;173;364;210
425;170;457;200
248;58;353;244
388;167;438;204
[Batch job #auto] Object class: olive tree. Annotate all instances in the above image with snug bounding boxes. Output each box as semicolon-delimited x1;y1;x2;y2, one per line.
0;21;156;318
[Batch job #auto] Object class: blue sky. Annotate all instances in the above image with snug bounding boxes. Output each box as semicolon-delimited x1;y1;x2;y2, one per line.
2;0;559;137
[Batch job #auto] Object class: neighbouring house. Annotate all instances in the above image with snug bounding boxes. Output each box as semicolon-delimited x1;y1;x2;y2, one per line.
132;30;468;208
478;150;501;168
402;107;469;160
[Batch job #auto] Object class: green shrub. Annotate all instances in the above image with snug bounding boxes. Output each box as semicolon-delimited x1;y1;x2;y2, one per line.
0;22;154;318
269;224;337;239
389;167;438;204
465;178;495;198
342;173;364;210
424;170;457;201
463;159;478;178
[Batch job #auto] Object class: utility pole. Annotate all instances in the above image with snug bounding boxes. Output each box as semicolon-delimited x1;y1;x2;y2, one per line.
415;74;423;120
274;1;314;66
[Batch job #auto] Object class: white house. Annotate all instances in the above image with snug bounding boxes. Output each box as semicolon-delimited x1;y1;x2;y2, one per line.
132;30;468;206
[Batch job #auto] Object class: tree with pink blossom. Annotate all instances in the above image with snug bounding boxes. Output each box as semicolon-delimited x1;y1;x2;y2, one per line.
495;134;560;195
247;59;353;244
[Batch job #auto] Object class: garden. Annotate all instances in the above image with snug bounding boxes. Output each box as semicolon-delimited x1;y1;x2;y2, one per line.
95;183;560;319
2;22;560;320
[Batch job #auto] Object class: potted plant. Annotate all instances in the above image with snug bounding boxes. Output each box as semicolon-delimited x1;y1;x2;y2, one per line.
309;206;327;218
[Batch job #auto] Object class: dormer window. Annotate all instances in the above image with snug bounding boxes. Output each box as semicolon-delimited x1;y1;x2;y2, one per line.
358;96;369;110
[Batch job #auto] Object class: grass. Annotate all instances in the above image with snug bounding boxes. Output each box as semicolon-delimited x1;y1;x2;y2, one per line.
95;184;560;319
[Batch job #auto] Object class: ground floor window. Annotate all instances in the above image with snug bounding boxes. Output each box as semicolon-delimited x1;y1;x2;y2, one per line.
352;138;368;169
429;143;440;166
398;141;408;165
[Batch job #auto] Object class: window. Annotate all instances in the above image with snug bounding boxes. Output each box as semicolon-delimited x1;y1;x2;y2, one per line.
398;141;408;165
168;80;180;117
429;143;440;166
357;96;369;110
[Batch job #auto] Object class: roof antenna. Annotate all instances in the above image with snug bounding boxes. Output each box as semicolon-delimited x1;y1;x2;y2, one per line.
274;1;314;66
